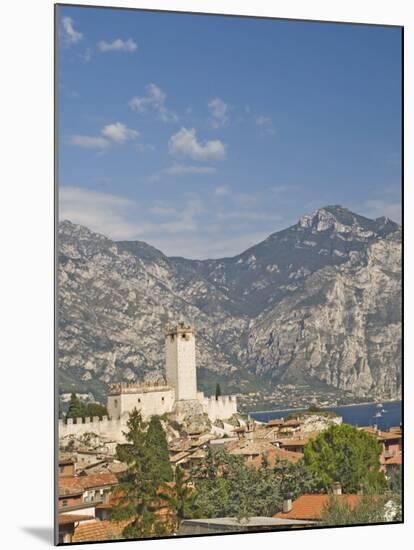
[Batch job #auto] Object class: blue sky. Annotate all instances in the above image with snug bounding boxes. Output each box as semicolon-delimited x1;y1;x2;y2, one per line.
58;5;402;258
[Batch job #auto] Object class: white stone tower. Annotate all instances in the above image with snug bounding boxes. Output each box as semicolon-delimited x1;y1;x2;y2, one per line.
165;322;197;401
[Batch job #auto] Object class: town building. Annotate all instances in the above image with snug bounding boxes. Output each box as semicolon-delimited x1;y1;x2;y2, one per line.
177;516;315;535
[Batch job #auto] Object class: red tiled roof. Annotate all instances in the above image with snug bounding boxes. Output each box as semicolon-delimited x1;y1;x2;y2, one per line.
58;514;95;525
72;520;130;542
249;447;303;469
59;477;84;497
59;473;118;497
274;494;361;521
76;473;118;489
360;427;402;441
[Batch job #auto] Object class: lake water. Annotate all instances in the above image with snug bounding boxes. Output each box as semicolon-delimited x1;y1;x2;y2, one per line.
250;400;402;431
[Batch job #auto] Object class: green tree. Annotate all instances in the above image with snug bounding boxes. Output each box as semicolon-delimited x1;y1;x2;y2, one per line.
161;466;196;530
83;402;108;418
273;459;321;500
146;416;173;482
111;409;166;538
66;393;84;419
215;383;222;400
193;448;282;519
320;493;394;526
303;424;387;494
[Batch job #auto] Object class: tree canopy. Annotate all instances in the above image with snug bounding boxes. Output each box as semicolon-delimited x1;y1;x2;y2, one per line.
303;424;387;494
320;493;399;526
146;416;173;482
192;448;282;519
65;393;108;419
273;459;321;500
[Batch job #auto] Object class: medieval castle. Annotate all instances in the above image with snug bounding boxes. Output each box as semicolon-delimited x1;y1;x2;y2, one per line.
59;323;238;441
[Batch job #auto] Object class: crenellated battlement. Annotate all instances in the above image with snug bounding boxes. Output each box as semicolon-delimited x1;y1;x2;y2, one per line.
107;380;170;396
199;393;238;421
59;415;128;442
165;322;195;338
205;395;236;404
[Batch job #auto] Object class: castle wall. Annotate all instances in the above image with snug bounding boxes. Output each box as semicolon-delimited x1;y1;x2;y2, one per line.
199;395;238;421
107;387;175;421
58;416;127;443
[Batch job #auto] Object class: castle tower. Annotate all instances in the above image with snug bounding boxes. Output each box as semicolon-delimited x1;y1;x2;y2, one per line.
165;322;197;401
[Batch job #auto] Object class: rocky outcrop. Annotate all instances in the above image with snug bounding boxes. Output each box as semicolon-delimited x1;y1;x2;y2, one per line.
58;206;401;403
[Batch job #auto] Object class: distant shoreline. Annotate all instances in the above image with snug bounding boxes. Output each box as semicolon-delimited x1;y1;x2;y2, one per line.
249;399;402;416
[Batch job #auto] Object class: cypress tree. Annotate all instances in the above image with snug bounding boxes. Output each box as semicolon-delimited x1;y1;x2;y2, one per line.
66;393;84;419
215;383;222;400
111;409;162;538
146;416;173;482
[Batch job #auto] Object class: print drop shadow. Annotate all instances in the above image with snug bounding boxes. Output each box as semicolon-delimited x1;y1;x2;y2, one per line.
21;526;54;544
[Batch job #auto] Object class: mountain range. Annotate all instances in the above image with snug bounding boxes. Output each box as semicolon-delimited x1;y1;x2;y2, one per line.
58;205;402;405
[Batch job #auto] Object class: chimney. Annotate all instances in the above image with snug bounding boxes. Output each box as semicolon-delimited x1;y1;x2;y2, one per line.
332;482;342;496
283;494;293;513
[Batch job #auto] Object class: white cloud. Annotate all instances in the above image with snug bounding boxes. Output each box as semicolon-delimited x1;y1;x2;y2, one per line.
97;38;137;52
59;186;284;259
208;97;229;127
60;187;205;246
59;187;146;240
69;135;109;149
69;122;139;149
61;16;83;43
129;83;177;123
101;122;139;143
256;115;274;134
169;128;226;161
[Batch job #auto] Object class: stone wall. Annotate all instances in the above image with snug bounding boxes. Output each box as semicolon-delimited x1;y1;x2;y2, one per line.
59;416;127;442
199;393;238;421
107;387;175;421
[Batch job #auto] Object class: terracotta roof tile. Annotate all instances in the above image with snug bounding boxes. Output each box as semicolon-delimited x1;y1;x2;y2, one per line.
77;473;118;489
59;477;84;497
72;520;130;543
59;473;118;497
384;454;402;465
274;494;361;520
249;447;303;469
58;514;94;525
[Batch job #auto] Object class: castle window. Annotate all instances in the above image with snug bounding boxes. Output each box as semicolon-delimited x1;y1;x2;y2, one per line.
162;397;165;402
138;398;141;403
114;399;118;407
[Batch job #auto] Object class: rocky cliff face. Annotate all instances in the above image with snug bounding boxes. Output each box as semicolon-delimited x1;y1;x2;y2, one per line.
58;206;401;403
